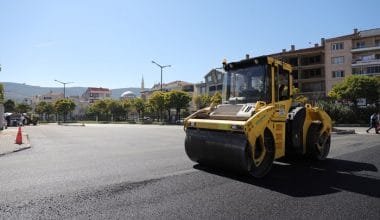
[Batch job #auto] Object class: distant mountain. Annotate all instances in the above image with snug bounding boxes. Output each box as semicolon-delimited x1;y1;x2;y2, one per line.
1;82;144;102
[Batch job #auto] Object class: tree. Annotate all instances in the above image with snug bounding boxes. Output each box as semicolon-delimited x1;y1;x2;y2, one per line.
54;99;76;122
86;99;109;121
107;100;126;121
44;103;55;121
164;92;173;122
329;75;380;108
211;92;222;105
168;90;191;121
132;98;146;121
148;91;165;121
35;101;47;119
4;99;16;112
121;99;132;120
193;94;211;110
15;103;31;113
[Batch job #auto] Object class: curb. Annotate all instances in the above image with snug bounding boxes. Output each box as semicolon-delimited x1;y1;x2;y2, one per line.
57;122;85;127
332;127;356;135
0;133;32;157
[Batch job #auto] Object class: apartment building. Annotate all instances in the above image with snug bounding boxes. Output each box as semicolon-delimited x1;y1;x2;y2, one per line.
204;68;224;96
271;28;380;98
193;68;224;98
324;34;354;94
82;87;111;103
271;42;326;100
324;28;380;94
351;29;380;76
35;91;64;103
141;80;194;100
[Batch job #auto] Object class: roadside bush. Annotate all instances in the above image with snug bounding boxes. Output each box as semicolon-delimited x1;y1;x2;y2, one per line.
355;106;378;124
316;101;378;124
316;101;355;124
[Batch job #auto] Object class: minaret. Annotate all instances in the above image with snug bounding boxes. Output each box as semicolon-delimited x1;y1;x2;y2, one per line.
141;75;145;92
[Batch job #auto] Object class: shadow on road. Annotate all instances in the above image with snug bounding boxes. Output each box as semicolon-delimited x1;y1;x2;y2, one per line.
194;158;380;198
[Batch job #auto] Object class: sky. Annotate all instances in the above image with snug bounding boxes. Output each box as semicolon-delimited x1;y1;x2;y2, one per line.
0;0;379;89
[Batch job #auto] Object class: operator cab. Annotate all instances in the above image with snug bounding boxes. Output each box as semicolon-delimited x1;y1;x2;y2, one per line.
223;64;271;104
222;56;291;105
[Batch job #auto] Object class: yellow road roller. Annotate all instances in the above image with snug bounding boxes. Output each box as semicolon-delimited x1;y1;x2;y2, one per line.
184;56;332;177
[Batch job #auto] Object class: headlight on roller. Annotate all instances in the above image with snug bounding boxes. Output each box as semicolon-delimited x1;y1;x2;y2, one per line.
231;125;243;131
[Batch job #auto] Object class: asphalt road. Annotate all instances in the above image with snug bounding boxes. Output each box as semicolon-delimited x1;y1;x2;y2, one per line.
0;124;379;219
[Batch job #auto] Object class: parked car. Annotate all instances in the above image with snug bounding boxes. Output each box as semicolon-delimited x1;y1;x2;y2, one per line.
5;113;38;126
8;113;23;127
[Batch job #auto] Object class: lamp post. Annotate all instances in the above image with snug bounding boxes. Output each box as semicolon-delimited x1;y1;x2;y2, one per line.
54;80;73;98
151;61;171;91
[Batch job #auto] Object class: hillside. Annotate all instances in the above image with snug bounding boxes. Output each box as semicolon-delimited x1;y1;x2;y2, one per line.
1;82;143;102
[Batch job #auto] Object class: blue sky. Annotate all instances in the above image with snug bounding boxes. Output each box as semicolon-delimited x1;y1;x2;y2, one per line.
0;0;379;89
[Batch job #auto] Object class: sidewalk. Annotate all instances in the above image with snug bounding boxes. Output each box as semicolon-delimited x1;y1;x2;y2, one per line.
0;127;31;156
333;126;380;135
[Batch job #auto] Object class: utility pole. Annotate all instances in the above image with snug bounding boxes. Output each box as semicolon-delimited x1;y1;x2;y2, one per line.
151;61;171;91
54;80;73;98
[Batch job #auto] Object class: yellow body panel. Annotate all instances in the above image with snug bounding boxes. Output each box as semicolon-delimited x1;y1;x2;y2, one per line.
186;118;245;131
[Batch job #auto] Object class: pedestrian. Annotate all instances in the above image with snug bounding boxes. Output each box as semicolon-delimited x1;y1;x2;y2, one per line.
366;112;378;133
376;112;380;134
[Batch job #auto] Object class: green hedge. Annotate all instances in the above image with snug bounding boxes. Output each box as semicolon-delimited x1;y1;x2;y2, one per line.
316;100;378;124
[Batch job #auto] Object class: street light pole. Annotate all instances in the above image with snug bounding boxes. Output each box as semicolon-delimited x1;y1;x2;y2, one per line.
151;61;171;91
54;80;73;98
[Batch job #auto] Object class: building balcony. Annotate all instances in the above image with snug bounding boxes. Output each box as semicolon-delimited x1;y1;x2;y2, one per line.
294;63;324;70
352;71;380;76
352;59;380;67
351;44;380;53
297;77;325;82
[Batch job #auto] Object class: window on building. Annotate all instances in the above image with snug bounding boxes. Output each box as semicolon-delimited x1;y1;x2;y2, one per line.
216;84;223;91
331;56;344;64
331;42;344;50
301;81;324;93
376;40;380;47
332;70;345;78
355;41;365;48
217;73;222;81
207;75;212;82
376;54;380;60
367;66;380;74
209;86;216;92
301;69;322;79
289;57;298;66
353;67;363;75
301;55;322;66
292;70;298;80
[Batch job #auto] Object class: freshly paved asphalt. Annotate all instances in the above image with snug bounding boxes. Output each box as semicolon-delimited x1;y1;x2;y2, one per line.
0;124;379;219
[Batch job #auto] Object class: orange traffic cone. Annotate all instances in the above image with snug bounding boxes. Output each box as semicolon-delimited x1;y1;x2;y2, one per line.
15;127;23;145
